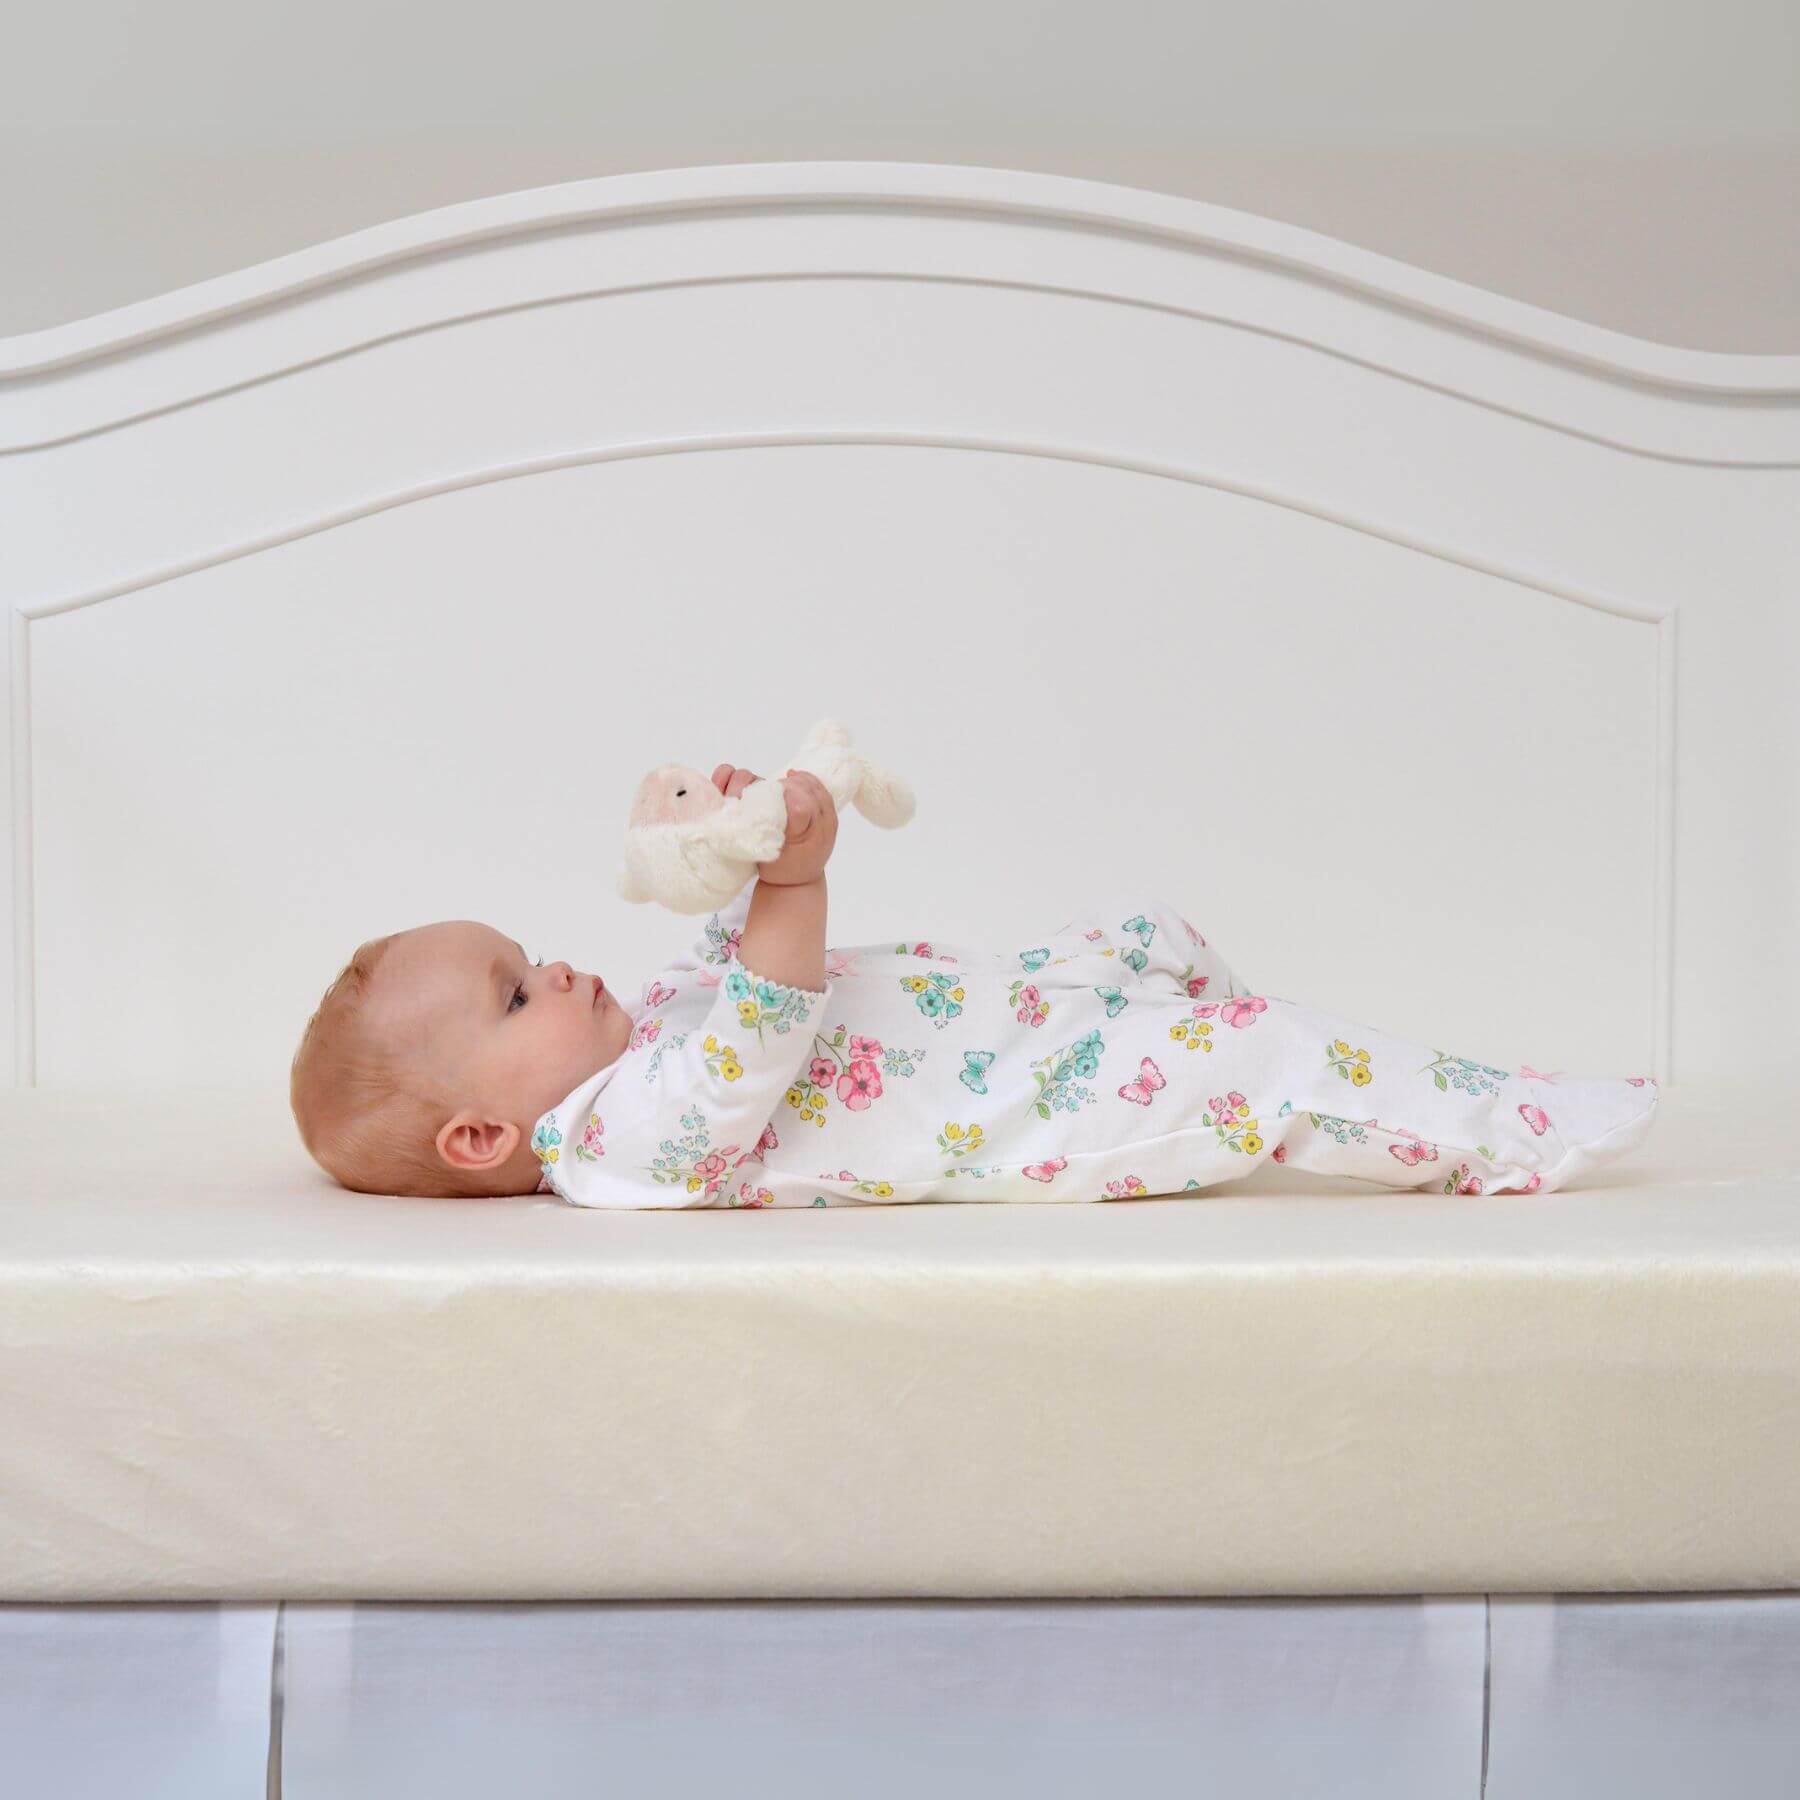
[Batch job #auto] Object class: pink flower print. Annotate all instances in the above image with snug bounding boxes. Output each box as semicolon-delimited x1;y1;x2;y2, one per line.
1187;974;1210;998
849;1035;883;1061
1104;1175;1149;1198
1015;984;1048;1027
825;949;857;981
1522;1173;1543;1193
808;1057;836;1088
1022;1157;1067;1183
700;1146;742;1200
697;968;724;989
1271;1144;1287;1163
581;1115;606;1157
1209;1091;1248;1115
1387;1128;1440;1166
909;942;935;959
731;1123;779;1171
643;981;677;1007
1447;1163;1484;1195
1520;1064;1564;1082
1626;1075;1657;1087
1220;996;1267;1029
838;1058;884;1110
630;1016;663;1051
734;1181;774;1209
1518;1103;1551;1137
1083;929;1106;942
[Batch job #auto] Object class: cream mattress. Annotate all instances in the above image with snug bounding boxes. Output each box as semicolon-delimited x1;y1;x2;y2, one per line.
2;1080;1795;1601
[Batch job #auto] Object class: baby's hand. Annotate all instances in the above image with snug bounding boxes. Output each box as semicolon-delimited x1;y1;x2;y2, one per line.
711;764;838;887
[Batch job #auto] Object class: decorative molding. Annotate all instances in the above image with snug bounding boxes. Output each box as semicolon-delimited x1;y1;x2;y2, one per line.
3;165;1795;398
9;430;1677;1086
6;271;1795;469
10;605;33;1087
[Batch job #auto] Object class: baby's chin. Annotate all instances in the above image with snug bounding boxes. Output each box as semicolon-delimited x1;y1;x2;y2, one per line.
595;991;636;1059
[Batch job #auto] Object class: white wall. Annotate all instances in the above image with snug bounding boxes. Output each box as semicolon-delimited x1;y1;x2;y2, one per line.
5;0;1797;348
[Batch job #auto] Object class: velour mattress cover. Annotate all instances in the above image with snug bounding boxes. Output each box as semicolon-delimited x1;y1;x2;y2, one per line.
2;1081;1795;1601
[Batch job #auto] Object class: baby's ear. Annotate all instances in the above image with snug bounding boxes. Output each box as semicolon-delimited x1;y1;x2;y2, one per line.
435;1112;520;1172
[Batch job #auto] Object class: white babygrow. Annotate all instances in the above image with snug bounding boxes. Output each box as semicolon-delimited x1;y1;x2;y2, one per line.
533;882;1660;1209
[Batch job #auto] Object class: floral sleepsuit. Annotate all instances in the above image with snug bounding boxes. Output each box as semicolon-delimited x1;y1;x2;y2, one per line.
533;882;1660;1209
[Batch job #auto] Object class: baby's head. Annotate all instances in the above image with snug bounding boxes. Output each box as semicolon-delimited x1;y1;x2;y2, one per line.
290;921;632;1197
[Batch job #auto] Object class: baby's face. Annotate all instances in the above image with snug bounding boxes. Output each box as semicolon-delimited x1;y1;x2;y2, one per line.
376;921;632;1152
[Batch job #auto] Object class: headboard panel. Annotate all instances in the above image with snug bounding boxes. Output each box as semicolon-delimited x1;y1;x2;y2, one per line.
5;164;1797;1092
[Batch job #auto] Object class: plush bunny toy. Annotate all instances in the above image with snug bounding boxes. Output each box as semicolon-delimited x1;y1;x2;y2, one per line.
618;717;916;915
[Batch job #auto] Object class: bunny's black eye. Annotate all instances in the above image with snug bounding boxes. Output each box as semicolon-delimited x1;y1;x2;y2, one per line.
675;787;686;797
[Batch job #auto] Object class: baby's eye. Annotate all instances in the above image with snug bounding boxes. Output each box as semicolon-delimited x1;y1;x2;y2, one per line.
509;958;543;1013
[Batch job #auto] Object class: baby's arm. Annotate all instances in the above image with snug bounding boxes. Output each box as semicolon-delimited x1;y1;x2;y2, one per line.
719;765;838;992
552;769;838;1210
553;950;830;1208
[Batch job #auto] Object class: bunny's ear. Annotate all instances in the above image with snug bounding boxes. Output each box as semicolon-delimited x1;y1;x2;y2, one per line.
849;762;916;829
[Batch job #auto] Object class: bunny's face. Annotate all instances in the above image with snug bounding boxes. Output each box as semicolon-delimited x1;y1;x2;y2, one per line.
625;764;725;829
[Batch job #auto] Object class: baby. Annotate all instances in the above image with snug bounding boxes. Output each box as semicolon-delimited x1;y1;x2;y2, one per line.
293;765;1661;1207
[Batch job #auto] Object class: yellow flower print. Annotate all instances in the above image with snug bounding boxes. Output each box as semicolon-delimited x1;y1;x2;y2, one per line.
903;976;928;993
785;1085;804;1109
686;1174;703;1192
736;1000;759;1028
720;1057;743;1081
704;1035;719;1054
1242;1133;1264;1155
1170;1019;1214;1053
705;1038;745;1081
873;1181;894;1197
951;987;966;1002
937;1121;986;1158
1328;1041;1375;1085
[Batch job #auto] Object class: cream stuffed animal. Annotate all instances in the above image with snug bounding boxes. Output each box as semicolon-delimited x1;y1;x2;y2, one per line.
618;717;915;915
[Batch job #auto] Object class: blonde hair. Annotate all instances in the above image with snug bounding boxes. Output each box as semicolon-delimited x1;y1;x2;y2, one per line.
290;936;504;1199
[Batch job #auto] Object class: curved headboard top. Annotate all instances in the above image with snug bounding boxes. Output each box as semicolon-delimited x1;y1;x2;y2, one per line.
5;162;1799;470
6;161;1800;396
5;163;1797;1094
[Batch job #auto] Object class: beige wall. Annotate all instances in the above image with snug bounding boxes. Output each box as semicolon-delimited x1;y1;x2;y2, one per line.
5;0;1797;348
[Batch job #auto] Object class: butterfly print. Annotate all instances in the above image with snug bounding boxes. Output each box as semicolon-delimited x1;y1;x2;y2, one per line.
1117;1057;1166;1106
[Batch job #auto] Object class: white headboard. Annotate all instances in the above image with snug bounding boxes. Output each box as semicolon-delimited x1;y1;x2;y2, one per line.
5;163;1797;1094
